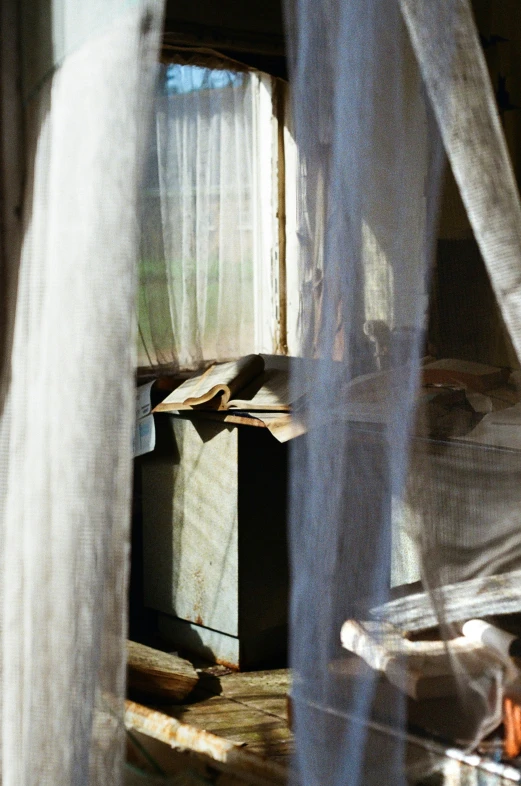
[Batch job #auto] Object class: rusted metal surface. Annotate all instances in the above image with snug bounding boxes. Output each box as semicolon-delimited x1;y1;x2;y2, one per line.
213;657;240;672
125;700;288;786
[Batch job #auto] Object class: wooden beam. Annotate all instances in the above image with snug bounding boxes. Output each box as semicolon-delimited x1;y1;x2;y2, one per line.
125;700;288;786
372;569;521;633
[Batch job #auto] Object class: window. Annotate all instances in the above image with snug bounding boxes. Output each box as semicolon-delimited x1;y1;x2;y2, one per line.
138;63;294;370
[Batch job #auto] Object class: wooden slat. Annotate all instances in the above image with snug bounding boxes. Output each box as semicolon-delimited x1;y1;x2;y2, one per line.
217;669;290;722
147;667;294;767
127;640;199;701
125;700;288;786
372;570;521;633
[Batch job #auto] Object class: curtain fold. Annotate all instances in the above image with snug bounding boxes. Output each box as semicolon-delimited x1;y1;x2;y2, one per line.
0;3;163;783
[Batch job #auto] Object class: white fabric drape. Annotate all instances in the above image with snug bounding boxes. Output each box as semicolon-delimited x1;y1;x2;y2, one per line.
285;0;521;783
138;65;279;370
285;2;436;782
0;2;163;783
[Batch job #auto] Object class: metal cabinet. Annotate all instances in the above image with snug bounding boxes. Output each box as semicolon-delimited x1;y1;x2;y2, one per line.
140;414;289;669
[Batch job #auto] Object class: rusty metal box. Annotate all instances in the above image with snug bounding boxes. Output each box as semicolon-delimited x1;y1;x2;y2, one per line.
140;413;289;669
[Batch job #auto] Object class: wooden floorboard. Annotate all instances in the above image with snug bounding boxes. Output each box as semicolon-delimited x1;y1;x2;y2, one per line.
159;667;293;766
126;664;521;784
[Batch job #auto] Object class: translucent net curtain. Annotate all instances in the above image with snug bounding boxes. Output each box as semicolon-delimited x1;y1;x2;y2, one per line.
285;0;521;784
0;1;163;783
138;64;279;370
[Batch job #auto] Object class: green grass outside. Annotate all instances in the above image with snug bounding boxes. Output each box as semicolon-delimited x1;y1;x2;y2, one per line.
138;257;255;368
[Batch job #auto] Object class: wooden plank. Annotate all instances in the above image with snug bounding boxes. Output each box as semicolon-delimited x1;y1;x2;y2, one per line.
275;77;288;355
155;667;293;765
125;700;288;786
128;667;521;784
218;670;290;722
171;697;288;746
340;620;503;700
372;570;521;633
207;726;290;748
127;640;198;701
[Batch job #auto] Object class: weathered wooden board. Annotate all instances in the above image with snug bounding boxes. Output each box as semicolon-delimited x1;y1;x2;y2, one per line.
372;570;521;633
126;666;521;784
125;700;288;786
127;640;198;702
125;669;291;784
163;668;293;760
217;669;290;722
340;620;504;700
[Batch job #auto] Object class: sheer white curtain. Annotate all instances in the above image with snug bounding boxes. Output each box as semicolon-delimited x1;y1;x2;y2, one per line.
285;2;436;781
0;2;163;783
138;64;279;370
285;0;521;784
